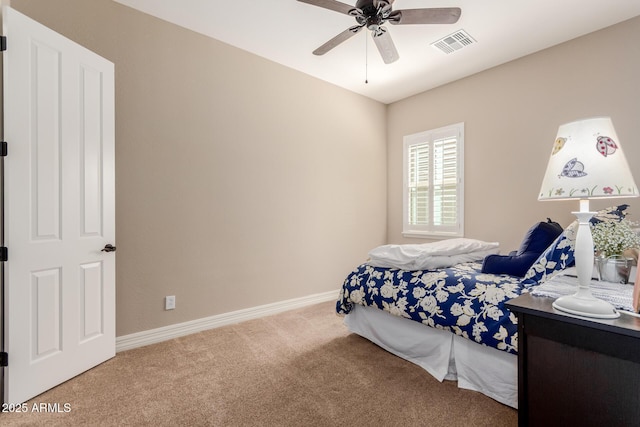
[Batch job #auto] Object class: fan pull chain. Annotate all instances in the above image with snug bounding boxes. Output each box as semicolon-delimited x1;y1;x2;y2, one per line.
365;33;368;84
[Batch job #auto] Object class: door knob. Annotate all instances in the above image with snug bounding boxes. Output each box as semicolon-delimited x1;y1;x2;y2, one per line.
101;244;116;252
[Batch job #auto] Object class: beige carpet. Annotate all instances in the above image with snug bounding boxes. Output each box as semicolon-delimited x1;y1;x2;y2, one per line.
1;301;517;426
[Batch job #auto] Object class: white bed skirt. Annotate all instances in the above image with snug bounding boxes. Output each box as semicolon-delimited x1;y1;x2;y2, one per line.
344;304;517;408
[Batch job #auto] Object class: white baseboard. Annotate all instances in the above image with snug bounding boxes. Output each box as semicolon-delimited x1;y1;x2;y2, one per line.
116;289;338;352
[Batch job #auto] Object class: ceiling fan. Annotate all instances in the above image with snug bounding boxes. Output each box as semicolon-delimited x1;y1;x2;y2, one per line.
298;0;461;64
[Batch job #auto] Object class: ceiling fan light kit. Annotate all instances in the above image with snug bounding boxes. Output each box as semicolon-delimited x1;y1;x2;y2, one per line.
298;0;461;64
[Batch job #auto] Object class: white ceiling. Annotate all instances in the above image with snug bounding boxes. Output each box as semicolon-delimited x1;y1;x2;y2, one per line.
114;0;640;104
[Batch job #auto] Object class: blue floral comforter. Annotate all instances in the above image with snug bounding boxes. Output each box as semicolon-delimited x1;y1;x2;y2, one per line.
337;262;522;354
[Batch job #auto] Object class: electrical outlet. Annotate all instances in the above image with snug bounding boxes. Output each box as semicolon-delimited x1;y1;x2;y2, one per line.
165;295;176;310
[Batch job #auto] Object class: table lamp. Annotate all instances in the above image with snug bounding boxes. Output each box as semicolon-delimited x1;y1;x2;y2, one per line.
538;117;638;318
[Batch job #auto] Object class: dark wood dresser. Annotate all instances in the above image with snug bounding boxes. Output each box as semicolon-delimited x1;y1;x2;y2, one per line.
506;292;640;427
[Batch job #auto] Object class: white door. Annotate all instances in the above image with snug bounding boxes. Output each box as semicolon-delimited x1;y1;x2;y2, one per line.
3;6;115;404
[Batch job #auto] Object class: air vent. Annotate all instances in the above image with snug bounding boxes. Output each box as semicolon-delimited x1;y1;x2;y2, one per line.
432;29;476;54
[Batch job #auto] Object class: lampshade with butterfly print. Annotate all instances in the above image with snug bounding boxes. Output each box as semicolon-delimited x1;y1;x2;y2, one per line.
539;116;638;319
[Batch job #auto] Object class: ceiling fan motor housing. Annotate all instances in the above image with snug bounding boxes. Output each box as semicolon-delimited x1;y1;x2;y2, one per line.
352;0;392;30
355;0;379;16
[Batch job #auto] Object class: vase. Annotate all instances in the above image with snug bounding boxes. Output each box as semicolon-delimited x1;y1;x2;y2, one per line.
596;254;632;284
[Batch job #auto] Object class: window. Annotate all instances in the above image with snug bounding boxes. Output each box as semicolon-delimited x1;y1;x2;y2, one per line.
403;123;464;238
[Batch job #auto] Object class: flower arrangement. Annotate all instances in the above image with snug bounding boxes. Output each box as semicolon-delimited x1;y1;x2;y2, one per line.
591;219;640;258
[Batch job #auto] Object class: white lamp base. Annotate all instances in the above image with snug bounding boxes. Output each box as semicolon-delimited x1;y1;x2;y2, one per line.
550;202;620;320
552;293;620;319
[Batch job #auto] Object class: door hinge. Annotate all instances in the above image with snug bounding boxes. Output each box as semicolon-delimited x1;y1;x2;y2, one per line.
0;36;6;51
0;247;7;262
0;352;7;367
0;141;7;157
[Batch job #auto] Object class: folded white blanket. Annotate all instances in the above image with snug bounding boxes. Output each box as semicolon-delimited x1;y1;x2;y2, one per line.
367;238;500;271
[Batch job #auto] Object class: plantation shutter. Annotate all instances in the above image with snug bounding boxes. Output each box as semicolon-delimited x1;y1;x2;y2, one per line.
403;123;464;237
433;136;458;227
408;143;430;225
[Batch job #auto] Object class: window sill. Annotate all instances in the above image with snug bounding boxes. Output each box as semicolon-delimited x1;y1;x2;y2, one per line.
402;231;463;239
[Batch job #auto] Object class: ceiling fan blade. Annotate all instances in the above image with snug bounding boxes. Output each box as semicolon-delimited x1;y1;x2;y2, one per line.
297;0;356;16
389;7;461;25
313;25;364;56
372;28;399;64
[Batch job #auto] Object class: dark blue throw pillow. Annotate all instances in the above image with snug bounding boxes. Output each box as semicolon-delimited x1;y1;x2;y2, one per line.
522;205;629;286
481;219;563;277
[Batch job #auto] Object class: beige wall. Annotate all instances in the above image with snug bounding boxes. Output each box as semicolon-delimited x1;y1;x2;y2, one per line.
10;0;387;336
387;16;640;251
7;1;640;337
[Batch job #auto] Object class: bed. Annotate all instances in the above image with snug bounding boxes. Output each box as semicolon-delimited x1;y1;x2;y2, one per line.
336;206;629;409
337;261;522;408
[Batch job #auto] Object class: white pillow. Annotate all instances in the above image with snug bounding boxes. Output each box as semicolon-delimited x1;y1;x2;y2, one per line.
367;238;500;270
